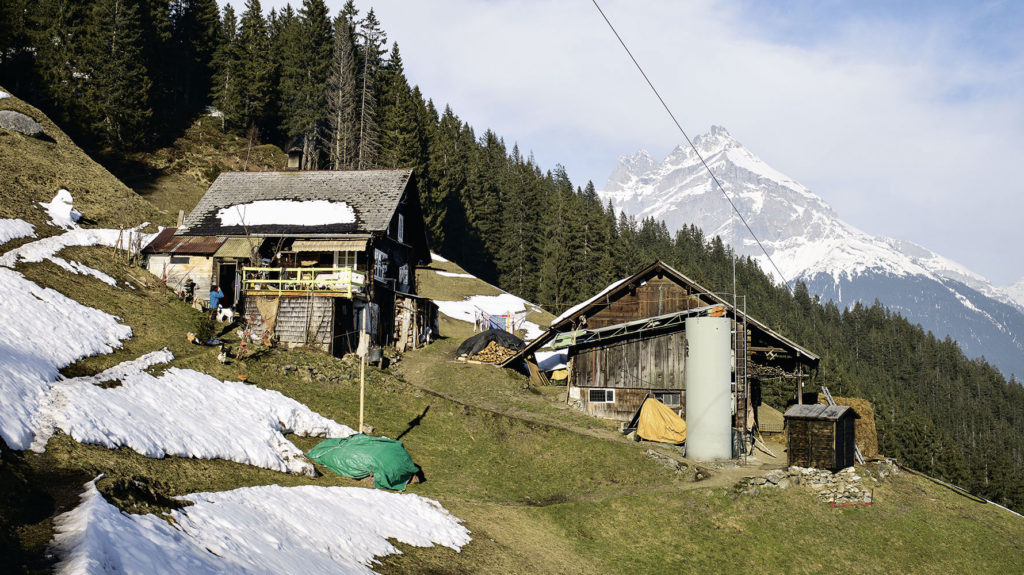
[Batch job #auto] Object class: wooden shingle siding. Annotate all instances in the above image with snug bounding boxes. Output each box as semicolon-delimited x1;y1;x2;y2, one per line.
570;331;685;390
245;296;334;352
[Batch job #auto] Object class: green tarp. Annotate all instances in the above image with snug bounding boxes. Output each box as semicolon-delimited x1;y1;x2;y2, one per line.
306;434;420;491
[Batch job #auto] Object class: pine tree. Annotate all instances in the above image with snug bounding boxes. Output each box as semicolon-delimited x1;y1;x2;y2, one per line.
325;9;358;169
355;8;386;169
86;0;153;149
235;0;273;135
32;0;92;131
0;0;34;96
170;0;221;118
277;0;331;168
209;3;240;130
377;43;419;169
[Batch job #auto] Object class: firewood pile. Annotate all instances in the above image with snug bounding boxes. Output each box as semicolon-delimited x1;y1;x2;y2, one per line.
459;340;519;364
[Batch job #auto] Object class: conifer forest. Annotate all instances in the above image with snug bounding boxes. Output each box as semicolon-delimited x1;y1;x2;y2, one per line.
2;0;1022;511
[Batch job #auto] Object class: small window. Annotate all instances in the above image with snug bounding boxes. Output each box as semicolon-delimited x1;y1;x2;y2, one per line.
588;389;615;403
397;213;405;243
170;255;190;264
654;392;681;407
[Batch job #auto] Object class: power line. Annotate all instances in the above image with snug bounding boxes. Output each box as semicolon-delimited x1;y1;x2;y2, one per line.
589;0;793;292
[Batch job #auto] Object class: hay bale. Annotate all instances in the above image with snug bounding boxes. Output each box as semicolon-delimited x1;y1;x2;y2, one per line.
818;394;878;459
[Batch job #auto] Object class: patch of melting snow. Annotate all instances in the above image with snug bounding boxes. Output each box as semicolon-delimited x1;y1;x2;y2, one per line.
51;478;470;575
0;218;34;246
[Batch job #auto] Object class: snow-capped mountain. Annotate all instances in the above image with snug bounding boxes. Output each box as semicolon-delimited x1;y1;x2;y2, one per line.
601;126;1024;379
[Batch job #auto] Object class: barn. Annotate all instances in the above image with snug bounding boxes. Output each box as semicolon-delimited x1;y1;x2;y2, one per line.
506;261;819;441
158;168;435;355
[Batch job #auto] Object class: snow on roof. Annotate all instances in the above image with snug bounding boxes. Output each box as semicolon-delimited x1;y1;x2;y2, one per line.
52;479;470;575
553;276;630;324
217;199;356;227
0;218;33;246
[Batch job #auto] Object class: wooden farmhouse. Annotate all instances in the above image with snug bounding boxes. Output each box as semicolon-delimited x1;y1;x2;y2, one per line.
147;168;437;354
506;261;819;435
784;404;859;470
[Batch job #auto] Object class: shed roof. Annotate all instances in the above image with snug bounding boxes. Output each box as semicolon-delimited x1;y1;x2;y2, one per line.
142;228;224;255
783;404;858;421
291;238;369;252
176;169;413;237
214;237;262;259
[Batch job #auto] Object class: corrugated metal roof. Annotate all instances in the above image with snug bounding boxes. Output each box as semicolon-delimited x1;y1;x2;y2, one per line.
176;169;413;237
142;228;225;255
215;237;262;259
784;404;858;421
291;238;369;252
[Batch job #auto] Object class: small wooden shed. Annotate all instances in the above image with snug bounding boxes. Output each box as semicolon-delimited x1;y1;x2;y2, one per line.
784;404;859;470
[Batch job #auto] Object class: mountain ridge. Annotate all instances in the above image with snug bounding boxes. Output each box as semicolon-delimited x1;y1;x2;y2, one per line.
600;126;1024;378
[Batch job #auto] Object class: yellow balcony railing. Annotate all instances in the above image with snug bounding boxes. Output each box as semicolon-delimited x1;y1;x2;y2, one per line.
241;267;366;297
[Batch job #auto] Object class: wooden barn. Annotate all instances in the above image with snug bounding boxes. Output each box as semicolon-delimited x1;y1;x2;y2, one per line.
142;230;225;303
167;168;434;355
784;404;859;470
506;261;818;435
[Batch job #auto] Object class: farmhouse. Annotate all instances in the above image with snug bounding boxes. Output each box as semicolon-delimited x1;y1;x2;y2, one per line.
506;261;819;439
151;168;436;354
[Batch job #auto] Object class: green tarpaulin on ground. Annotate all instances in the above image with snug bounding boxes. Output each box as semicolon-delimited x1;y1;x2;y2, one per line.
306;434;420;491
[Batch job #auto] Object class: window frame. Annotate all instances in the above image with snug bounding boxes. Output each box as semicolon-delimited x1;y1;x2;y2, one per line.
588;388;615;404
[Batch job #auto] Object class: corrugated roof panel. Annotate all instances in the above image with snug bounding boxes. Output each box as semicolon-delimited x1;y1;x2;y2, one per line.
143;228;225;255
215;237;262;259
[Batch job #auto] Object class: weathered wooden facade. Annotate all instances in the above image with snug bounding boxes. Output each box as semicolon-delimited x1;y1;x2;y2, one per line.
142;229;224;303
509;261;819;431
784;404;858;470
165;168;433;355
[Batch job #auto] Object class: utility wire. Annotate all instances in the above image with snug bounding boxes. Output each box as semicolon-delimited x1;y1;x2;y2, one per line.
589;0;793;292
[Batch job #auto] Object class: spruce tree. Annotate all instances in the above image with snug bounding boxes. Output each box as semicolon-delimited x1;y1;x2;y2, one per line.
170;0;221;118
355;8;386;169
235;0;273;135
277;0;331;168
87;0;153;149
209;3;240;130
377;43;419;169
325;9;359;169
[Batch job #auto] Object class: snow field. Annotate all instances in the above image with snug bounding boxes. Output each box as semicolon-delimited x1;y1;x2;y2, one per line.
0;266;132;450
52;479;470;575
0;218;34;245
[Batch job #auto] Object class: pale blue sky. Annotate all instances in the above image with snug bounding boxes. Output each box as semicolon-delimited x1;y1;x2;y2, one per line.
221;0;1024;286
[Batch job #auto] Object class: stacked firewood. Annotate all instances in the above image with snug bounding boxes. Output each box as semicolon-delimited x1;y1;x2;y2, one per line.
461;341;518;364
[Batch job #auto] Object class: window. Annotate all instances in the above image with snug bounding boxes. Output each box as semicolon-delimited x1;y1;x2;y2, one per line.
654;392;681;407
589;389;615;403
397;213;405;243
334;250;357;269
169;255;189;264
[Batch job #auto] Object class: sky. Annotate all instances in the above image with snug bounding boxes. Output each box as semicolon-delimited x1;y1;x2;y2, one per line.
225;0;1024;286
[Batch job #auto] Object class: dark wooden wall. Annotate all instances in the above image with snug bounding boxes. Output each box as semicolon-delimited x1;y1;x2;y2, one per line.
786;415;857;470
587;277;705;328
582;387;684;420
570;331;686;391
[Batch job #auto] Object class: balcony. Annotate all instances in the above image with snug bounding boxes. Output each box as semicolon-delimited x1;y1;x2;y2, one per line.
241;266;366;298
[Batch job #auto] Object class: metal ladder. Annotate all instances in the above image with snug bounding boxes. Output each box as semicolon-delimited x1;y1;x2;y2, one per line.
821;386;865;464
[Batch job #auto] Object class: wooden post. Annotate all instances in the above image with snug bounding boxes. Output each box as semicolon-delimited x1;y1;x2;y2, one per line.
797;366;804;405
359;306;367;434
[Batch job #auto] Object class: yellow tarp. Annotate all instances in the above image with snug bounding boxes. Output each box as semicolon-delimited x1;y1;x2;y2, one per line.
636;398;687;444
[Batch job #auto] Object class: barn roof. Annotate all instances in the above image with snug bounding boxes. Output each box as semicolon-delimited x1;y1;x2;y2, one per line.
784;404;858;421
176;169;414;237
505;260;819;366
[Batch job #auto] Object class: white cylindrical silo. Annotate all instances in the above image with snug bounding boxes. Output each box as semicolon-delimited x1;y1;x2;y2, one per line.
684;316;732;460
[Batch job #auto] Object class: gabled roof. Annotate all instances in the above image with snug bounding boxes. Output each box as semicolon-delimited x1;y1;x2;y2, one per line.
784;404;858;421
176;169;413;237
142;228;225;255
506;260;819;365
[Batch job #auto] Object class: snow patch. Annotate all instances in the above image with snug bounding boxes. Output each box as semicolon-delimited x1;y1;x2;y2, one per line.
435;270;475;279
0;90;10;99
535;350;567;371
39;189;81;229
555;276;630;324
0;267;131;450
0;218;34;246
430;252;449;263
35;364;354;475
435;293;545;340
218;200;356;227
52;479;470;575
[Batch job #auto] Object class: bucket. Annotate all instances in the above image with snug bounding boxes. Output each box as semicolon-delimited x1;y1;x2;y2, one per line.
366;347;383;363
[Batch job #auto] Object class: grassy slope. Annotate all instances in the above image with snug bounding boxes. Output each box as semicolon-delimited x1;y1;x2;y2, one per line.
0;87;159;234
1;100;1022;574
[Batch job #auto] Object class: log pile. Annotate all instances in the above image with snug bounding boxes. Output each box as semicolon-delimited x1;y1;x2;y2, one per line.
459;341;518;364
